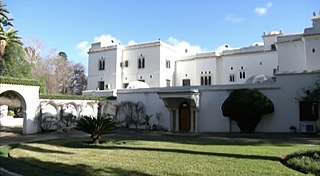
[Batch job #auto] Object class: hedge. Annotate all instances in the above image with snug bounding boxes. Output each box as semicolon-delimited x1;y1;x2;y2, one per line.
39;94;114;101
0;76;41;86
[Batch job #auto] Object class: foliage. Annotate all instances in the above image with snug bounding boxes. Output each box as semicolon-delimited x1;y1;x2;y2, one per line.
39;115;59;132
0;42;31;78
69;63;87;95
301;78;320;102
143;114;153;125
77;115;116;144
0;1;28;77
39;94;108;101
117;101;145;128
54;53;72;94
221;89;274;132
0;76;40;86
60;113;76;128
282;150;320;175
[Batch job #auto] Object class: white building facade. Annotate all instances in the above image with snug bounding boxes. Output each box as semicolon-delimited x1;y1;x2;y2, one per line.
87;14;319;90
84;14;320;133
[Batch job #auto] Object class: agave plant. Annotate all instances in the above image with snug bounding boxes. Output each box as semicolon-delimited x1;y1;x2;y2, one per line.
76;114;116;144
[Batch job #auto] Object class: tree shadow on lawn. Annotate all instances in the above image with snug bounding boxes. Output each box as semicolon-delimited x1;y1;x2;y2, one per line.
1;155;153;176
18;143;73;154
52;141;280;162
105;132;298;147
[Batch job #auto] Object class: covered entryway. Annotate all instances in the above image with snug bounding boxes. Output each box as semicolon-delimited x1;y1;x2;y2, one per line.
158;88;200;132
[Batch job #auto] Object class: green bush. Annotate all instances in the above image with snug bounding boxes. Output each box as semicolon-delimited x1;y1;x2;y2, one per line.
76;115;116;144
0;76;40;86
282;150;320;175
39;94;108;101
221;89;274;132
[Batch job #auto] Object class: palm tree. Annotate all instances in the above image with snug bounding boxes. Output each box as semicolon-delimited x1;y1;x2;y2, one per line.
0;28;22;55
77;114;116;144
0;0;13;29
0;0;22;56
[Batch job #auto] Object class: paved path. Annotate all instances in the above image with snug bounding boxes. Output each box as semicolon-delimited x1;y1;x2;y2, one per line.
1;128;320;146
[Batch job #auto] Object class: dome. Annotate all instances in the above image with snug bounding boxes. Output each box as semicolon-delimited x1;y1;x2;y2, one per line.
245;74;269;84
126;81;150;89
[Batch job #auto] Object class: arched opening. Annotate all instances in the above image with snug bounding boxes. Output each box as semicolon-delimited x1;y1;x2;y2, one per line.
179;102;191;131
0;90;26;134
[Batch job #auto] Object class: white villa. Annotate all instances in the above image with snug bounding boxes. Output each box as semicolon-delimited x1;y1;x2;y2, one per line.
87;15;319;91
83;13;320;133
2;13;319;134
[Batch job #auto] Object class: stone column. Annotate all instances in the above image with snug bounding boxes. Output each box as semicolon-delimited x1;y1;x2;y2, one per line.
195;110;198;132
175;108;179;131
190;108;194;132
168;109;172;132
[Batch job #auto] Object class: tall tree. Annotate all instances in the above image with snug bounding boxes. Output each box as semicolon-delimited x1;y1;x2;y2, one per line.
0;0;28;77
54;52;72;94
70;63;87;95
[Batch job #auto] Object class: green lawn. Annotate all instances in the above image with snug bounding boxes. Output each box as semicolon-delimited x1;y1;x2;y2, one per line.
0;135;318;176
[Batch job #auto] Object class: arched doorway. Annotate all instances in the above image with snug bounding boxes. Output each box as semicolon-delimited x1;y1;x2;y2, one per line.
0;90;26;134
179;102;191;131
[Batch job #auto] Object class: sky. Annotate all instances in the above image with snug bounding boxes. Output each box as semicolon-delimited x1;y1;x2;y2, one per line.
6;0;320;69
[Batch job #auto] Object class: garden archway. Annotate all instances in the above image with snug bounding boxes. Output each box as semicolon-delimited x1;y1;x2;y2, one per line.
0;83;40;134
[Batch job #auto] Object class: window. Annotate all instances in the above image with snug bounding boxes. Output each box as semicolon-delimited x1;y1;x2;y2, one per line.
120;62;123;67
271;44;276;50
231;67;233;70
137;79;145;82
240;66;246;79
99;58;105;70
240;71;246;79
125;60;129;67
166;60;171;69
182;79;190;86
299;101;318;121
123;83;129;88
312;48;316;53
98;81;104;90
142;58;145;68
229;74;235;82
166;79;171;87
138;59;141;69
138;58;145;69
200;76;211;85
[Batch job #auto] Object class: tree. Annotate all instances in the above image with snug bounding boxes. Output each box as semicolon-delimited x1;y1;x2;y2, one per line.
76;114;116;144
54;53;72;94
0;42;31;78
0;0;29;78
70;63;87;95
221;89;274;132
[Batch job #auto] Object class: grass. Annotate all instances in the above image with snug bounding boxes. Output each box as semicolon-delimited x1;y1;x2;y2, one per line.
0;135;319;176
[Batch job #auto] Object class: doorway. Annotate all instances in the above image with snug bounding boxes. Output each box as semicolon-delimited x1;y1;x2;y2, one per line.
179;102;191;131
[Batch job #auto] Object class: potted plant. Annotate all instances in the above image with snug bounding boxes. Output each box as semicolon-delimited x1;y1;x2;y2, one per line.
289;126;297;133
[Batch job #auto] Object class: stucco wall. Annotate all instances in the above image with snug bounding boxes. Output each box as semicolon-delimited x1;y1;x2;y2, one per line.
0;84;40;134
115;72;320;133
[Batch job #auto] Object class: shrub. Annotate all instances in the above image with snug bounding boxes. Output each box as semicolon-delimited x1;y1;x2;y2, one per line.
116;101;145;128
221;89;274;132
282;150;320;175
76;114;116;144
